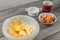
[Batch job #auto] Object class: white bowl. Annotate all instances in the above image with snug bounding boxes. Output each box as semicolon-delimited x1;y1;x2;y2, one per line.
2;15;40;40
25;7;42;16
38;13;57;25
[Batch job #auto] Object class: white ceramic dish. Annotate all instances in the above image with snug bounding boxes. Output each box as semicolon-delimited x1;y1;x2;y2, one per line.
38;13;57;25
2;15;40;40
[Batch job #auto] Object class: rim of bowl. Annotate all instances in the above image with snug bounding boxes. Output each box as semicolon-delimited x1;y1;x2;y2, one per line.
38;13;57;25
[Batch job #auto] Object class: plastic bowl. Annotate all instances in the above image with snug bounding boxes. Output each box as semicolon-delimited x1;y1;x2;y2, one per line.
2;15;40;40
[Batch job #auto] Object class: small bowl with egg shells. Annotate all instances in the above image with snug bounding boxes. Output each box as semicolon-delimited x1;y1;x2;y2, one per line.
38;13;57;25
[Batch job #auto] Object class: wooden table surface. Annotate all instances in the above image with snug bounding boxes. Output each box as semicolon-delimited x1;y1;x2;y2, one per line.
0;0;60;40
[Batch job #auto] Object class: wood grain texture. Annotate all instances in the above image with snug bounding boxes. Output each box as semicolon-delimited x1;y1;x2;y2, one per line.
0;0;39;11
0;0;60;40
43;32;60;40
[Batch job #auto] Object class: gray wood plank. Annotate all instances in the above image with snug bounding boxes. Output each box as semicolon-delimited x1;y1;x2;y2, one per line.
43;32;60;40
